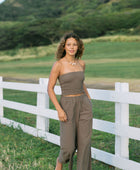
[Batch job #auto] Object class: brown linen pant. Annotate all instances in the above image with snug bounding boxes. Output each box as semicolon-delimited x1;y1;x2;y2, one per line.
58;94;93;170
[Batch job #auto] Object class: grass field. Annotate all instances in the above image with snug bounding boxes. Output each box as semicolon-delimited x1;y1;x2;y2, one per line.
0;89;140;169
0;35;140;91
0;35;140;169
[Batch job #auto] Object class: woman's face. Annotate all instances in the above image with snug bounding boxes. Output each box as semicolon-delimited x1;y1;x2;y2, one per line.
64;37;78;57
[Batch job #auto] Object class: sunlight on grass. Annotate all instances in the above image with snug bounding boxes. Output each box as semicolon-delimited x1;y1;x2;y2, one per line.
0;35;140;169
0;35;140;62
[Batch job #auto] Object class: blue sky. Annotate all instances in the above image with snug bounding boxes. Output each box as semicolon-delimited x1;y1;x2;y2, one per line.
0;0;5;4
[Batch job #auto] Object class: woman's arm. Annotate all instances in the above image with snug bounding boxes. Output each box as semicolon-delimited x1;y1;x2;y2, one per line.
83;83;91;100
80;59;92;100
47;61;67;122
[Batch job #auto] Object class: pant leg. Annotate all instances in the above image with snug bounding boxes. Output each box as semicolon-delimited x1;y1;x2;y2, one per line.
77;95;93;170
58;96;77;170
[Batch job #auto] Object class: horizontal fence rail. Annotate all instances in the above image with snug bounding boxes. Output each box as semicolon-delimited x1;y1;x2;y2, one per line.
1;81;140;105
0;77;140;170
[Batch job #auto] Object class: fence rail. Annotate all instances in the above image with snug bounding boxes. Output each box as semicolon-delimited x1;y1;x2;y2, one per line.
0;77;140;170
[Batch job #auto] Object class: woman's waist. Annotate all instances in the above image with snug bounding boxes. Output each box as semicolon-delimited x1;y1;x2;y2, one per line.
61;88;85;96
62;92;85;97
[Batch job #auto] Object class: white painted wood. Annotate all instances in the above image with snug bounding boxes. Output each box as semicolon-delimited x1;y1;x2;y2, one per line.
88;88;140;105
115;83;129;170
93;118;115;134
0;117;140;170
91;147;140;170
88;88;115;101
114;91;140;105
93;119;140;140
2;99;58;120
36;78;50;131
37;129;60;145
54;85;62;95
0;81;61;94
0;117;60;146
0;77;140;170
1;80;140;105
115;123;140;141
0;117;38;136
0;77;3;117
125;126;140;141
0;81;43;92
1;99;140;140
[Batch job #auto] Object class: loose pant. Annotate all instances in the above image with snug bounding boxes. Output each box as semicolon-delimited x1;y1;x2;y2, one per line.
58;94;93;170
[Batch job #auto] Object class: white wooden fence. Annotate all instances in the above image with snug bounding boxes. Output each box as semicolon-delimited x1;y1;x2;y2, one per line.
0;76;140;170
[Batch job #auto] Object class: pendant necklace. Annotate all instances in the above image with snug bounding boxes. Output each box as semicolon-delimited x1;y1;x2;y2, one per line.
66;58;77;66
69;61;76;66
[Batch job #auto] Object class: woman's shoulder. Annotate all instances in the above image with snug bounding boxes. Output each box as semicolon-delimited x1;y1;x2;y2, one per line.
51;60;62;72
53;60;62;67
78;59;85;67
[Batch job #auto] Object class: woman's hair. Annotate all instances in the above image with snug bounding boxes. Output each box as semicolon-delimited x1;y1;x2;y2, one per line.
56;32;84;60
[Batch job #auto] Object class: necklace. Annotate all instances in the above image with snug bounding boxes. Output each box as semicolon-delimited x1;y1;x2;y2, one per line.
69;61;77;66
65;58;77;66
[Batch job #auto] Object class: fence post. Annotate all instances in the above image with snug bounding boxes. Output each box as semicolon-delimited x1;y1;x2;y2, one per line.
115;82;129;170
0;77;3;117
36;78;49;132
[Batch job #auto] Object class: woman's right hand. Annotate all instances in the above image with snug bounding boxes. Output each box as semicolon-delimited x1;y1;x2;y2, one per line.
58;109;67;122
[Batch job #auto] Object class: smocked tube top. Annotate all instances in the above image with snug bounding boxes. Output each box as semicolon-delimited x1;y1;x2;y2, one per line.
58;71;85;96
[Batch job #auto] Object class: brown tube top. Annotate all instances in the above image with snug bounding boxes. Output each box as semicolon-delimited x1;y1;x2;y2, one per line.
58;71;85;96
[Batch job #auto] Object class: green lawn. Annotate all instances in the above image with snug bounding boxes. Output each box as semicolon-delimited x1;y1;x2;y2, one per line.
0;39;140;80
0;36;140;169
84;41;140;59
0;89;139;169
86;61;140;79
0;60;139;79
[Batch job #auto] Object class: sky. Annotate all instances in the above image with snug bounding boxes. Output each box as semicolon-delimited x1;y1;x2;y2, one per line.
0;0;5;4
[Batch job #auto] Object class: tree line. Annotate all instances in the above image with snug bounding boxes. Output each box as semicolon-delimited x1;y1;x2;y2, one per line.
0;0;140;50
0;11;140;50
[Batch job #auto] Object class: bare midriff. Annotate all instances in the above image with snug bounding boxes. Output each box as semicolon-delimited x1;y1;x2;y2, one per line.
63;92;84;97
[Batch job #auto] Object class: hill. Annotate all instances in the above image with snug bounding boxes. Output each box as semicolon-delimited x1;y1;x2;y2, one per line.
0;0;140;21
0;0;140;50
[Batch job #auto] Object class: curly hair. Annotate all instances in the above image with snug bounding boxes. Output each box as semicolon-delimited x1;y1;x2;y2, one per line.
56;32;84;60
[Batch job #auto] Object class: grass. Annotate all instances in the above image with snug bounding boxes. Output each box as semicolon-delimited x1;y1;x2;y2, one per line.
0;35;140;169
0;124;59;170
0;89;139;169
0;35;140;62
0;60;139;79
86;61;140;79
84;41;140;59
0;41;140;85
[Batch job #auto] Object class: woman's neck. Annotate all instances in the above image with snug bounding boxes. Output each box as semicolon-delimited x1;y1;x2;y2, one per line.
65;55;76;62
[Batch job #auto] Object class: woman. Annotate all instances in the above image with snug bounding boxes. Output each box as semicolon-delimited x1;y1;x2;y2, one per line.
47;32;93;170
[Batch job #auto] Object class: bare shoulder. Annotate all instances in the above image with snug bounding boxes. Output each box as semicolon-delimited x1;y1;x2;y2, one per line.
51;60;62;74
79;59;85;66
52;60;61;69
78;59;85;68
